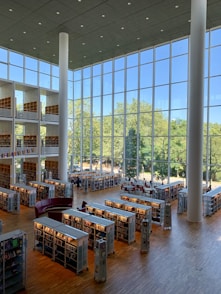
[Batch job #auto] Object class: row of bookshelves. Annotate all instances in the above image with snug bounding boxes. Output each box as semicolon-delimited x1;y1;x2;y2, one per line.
62;209;115;255
0;187;20;213
85;202;136;244
33;217;88;274
0;97;11;109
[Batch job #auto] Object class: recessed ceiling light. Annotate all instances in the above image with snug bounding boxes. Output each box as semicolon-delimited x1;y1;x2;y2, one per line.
80;24;84;28
101;14;106;18
78;0;82;2
83;56;87;58
121;26;125;30
56;11;60;15
9;8;13;12
99;50;102;53
116;44;120;47
10;38;13;42
100;35;104;38
160;29;164;32
23;31;27;34
82;42;86;45
188;19;191;23
175;5;179;9
137;37;141;40
128;2;132;5
38;22;42;25
33;47;36;50
70;60;72;63
46;40;50;44
145;17;149;20
53;54;56;57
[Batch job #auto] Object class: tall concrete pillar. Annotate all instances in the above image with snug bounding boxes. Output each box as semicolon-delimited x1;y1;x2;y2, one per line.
59;32;69;181
187;0;207;222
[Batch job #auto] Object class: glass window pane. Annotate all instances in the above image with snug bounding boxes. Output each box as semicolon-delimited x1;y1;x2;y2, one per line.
170;110;187;135
172;38;188;56
52;77;59;91
0;48;8;62
155;59;169;85
114;93;124;114
25;69;37;86
9;65;23;82
127;67;138;90
172;55;188;82
39;73;50;88
10;52;23;66
39;61;50;74
209;77;221;106
103;95;112;116
126;91;138;113
83;67;91;79
103;73;112;95
93;64;101;76
68;81;73;99
83;98;90;117
140;112;152;136
127;53;138;67
52;65;59;77
210;27;221;46
0;63;7;79
140;49;153;64
171;82;187;109
140;63;153;88
103;60;112;73
74;69;81;81
103;116;112;135
114;116;124;135
93;97;101;116
154;111;168;136
210;46;221;76
209;106;221;124
114;70;125;92
83;79;91;98
140;88;152;111
74;81;81;99
155;85;169;110
114;57;124;70
93;76;101;96
155;44;170;60
25;56;37;70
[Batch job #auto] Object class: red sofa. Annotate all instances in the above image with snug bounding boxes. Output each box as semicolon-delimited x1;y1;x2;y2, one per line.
34;198;73;218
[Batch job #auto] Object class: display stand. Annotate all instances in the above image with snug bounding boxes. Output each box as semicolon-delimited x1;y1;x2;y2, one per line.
140;218;150;253
94;239;107;283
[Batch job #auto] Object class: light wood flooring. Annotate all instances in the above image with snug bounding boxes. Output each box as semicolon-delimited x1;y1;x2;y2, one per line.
1;186;221;294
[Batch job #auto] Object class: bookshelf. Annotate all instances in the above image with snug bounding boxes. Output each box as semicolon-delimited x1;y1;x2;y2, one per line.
105;198;152;232
10;183;36;207
0;229;27;294
120;193;165;226
44;178;72;198
0;187;20;213
33;217;88;274
62;209;115;255
0;163;11;188
29;181;55;200
86;202;136;244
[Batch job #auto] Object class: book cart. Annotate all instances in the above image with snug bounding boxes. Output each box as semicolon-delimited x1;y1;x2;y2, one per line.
120;193;165;226
104;198;152;232
86;202;136;244
10;183;36;207
0;187;20;213
0;229;27;294
62;209;115;255
29;181;55;201
202;186;221;216
33;216;88;274
44;178;72;198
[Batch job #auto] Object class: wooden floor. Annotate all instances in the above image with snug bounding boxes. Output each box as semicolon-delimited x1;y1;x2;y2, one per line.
1;186;221;294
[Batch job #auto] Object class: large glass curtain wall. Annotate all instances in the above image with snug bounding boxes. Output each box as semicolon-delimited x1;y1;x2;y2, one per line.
1;27;221;185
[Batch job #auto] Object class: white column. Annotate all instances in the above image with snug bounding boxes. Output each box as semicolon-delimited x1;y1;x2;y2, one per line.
187;0;207;222
59;32;69;182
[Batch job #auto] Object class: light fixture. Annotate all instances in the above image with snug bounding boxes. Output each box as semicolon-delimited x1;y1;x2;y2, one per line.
33;47;36;50
160;29;164;32
46;40;50;44
10;38;13;42
82;42;86;45
9;8;13;12
100;35;104;38
99;50;102;53
137;37;140;40
23;31;27;34
38;22;42;25
116;44;120;47
121;26;125;30
175;5;179;9
56;11;60;15
128;2;132;5
101;14;106;18
80;24;84;28
145;17;149;20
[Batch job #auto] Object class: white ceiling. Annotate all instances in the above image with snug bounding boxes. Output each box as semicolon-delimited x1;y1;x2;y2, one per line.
0;0;221;69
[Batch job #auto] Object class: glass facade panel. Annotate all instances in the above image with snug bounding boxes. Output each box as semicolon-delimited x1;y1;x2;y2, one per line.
93;75;101;96
0;63;7;79
39;61;50;74
25;69;37;85
210;46;221;76
171;55;188;83
103;95;112;116
25;56;37;70
155;59;169;85
114;70;125;92
140;63;153;88
9;65;23;82
103;73;112;95
171;82;187;109
39;73;50;88
10;52;23;66
140;49;153;64
0;48;7;62
155;44;170;60
155;85;169;110
74;81;81;99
